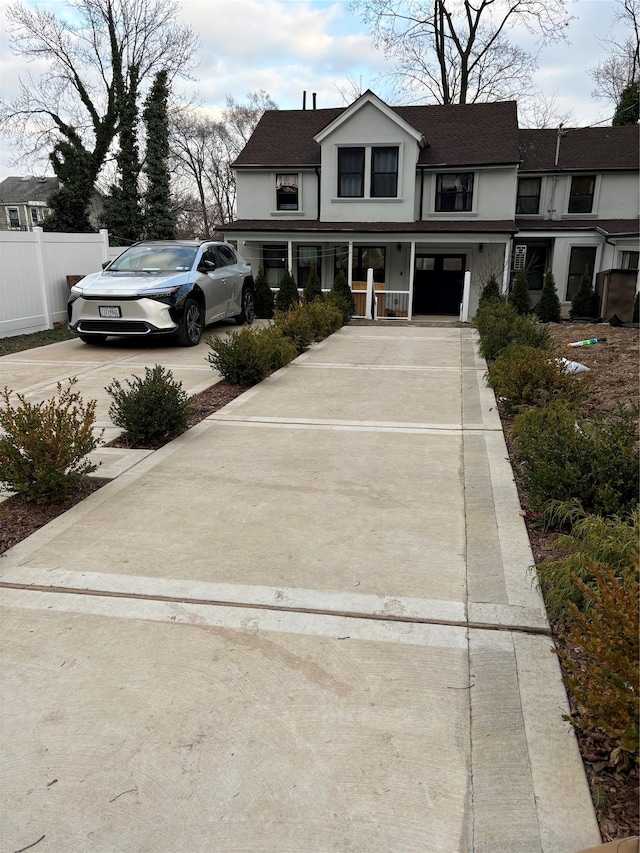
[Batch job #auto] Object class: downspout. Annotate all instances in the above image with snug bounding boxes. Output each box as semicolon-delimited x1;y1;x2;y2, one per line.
315;167;321;220
419;166;425;220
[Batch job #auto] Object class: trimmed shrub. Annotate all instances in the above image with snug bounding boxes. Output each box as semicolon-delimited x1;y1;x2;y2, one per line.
557;563;639;755
0;379;100;503
254;265;274;319
633;291;639;324
275;269;299;312
535;269;562;323
303;264;322;304
487;343;586;413
473;300;550;361
537;506;639;621
508;269;531;316
106;365;189;445
206;325;296;386
570;265;599;319
274;305;314;355
512;402;639;516
329;269;356;323
478;274;502;308
304;299;343;339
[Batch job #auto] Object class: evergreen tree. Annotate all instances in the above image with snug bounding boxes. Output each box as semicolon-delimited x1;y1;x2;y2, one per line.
570;266;599;319
535;269;562;323
102;85;143;243
613;81;640;126
143;70;176;240
509;269;531;316
478;274;502;308
303;264;322;303
42;131;95;232
254;266;275;319
275;269;299;312
330;269;356;322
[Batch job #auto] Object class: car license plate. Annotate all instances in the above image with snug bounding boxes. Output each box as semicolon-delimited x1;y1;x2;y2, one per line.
99;306;121;318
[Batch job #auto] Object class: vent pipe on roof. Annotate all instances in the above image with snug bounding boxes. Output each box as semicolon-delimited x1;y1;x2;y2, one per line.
312;92;317;110
302;91;306;110
554;123;566;167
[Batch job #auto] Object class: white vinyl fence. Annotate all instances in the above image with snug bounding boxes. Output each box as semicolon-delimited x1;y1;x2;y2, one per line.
0;228;127;337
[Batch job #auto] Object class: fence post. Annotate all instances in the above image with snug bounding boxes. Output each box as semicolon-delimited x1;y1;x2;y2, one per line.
100;229;110;264
33;227;53;329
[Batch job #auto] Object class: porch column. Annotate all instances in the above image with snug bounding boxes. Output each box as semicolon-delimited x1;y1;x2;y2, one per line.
408;240;416;320
347;242;353;290
287;241;293;275
502;239;512;296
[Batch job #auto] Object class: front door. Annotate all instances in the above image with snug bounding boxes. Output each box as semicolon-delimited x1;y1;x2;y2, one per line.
413;255;465;315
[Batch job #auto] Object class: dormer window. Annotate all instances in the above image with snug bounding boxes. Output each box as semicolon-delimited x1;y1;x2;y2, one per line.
338;148;365;197
568;175;595;214
276;174;299;210
516;178;541;214
371;147;398;198
435;173;474;212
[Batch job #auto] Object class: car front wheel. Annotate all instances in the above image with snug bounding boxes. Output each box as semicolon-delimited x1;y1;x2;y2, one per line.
176;298;202;346
235;287;255;325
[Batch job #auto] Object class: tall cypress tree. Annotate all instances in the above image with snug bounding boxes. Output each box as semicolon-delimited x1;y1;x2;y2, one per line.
535;269;561;323
102;83;144;243
143;70;176;239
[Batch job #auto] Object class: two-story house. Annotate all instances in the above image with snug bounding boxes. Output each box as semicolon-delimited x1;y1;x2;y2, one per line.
222;90;639;319
0;176;57;231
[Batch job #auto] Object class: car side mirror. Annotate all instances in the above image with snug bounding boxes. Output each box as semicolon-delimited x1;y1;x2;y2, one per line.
102;261;110;269
199;259;216;272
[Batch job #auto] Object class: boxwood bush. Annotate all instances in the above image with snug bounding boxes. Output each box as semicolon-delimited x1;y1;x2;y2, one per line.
106;365;189;445
0;379;100;502
207;326;297;386
473;300;550;361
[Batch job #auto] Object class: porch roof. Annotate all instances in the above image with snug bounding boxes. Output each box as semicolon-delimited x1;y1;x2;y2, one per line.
222;219;518;235
515;218;640;236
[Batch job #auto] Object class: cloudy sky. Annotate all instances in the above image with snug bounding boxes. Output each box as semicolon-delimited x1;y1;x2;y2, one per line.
0;0;632;180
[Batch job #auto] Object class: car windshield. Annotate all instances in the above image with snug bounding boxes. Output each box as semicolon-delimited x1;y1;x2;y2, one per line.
109;245;198;273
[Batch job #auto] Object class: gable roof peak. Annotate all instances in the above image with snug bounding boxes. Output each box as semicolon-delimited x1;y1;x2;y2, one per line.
313;89;426;146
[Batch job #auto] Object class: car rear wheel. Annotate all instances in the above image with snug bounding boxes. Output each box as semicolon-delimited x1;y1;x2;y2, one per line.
235;287;255;325
176;297;202;346
79;334;108;344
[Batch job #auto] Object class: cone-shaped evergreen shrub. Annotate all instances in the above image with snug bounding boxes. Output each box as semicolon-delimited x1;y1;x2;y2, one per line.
570;266;599;319
254;266;274;319
303;264;322;303
329;269;356;322
478;274;502;308
633;292;639;324
275;269;299;312
535;269;562;323
509;269;531;315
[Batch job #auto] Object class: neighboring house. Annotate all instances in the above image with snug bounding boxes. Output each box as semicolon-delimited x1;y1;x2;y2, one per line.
0;176;57;231
0;176;104;232
222;90;639;319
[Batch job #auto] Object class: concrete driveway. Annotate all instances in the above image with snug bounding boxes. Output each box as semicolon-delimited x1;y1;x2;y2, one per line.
0;325;600;852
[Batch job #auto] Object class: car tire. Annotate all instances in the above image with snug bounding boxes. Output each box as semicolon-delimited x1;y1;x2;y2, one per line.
176;297;202;346
235;287;255;325
79;334;108;344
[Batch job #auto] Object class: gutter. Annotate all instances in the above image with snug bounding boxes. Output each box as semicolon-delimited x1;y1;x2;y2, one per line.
315;167;321;220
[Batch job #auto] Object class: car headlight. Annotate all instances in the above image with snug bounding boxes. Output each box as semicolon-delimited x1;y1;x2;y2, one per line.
144;285;182;300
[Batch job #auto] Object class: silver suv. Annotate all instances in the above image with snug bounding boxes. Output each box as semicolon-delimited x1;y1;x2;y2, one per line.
68;240;255;346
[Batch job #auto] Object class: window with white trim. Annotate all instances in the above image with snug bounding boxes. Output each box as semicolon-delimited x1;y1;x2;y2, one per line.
7;207;19;228
435;173;474;212
276;174;298;210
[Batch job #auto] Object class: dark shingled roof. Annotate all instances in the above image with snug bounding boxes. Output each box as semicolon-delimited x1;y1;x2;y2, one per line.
519;127;640;172
515;218;640;235
0;176;58;203
234;101;520;169
223;219;518;234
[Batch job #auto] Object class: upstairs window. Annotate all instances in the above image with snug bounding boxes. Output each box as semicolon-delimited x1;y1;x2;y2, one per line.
338;148;365;197
276;174;298;210
8;207;19;228
516;178;541;214
370;147;399;198
568;175;596;213
435;173;474;212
